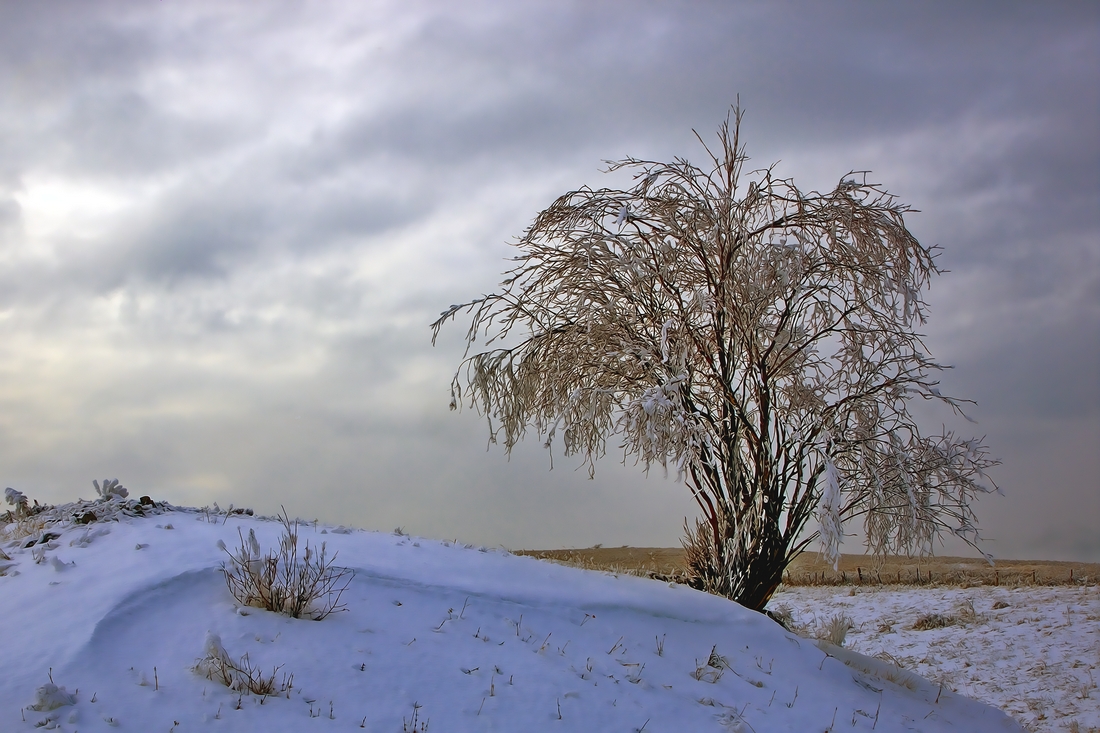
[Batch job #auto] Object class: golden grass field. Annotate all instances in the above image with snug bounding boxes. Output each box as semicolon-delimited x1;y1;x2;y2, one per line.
515;547;1100;587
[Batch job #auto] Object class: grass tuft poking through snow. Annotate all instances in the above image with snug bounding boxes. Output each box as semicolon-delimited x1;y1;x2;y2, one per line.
817;613;854;646
194;632;292;696
912;612;958;630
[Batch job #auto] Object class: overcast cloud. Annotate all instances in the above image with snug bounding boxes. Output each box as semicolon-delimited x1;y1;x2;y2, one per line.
0;1;1096;560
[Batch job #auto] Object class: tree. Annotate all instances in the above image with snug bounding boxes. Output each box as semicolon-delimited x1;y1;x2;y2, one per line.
431;108;998;612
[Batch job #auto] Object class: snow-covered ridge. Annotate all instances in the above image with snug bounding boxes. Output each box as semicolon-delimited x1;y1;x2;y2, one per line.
2;497;1022;731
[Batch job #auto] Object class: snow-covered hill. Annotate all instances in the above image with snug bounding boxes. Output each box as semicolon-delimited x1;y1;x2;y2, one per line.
1;497;1022;732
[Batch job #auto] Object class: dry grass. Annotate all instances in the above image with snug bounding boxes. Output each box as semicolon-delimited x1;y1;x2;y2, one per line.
514;547;687;581
691;645;729;683
515;548;1099;588
0;513;54;547
911;612;958;630
782;553;1098;588
194;633;291;697
220;509;353;621
817;613;854;646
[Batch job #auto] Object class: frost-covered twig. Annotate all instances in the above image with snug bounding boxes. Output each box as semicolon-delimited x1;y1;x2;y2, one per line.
93;478;129;500
5;487;29;518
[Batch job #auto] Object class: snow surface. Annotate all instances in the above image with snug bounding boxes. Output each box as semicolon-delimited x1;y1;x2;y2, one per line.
771;584;1100;731
2;503;1023;732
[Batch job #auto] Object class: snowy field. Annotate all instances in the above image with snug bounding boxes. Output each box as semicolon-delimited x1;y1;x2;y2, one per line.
770;584;1100;732
2;496;1025;732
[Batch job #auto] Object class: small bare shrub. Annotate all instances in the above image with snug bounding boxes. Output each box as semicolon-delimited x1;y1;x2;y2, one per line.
3;488;52;540
93;479;129;500
692;664;724;684
219;509;352;620
5;487;30;519
194;633;291;696
403;702;428;732
707;645;731;670
1;514;52;546
28;681;77;711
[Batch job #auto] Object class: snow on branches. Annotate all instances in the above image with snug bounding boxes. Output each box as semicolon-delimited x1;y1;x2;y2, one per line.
433;106;998;610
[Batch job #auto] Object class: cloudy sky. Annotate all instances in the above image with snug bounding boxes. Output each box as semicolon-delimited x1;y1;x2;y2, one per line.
1;1;1096;560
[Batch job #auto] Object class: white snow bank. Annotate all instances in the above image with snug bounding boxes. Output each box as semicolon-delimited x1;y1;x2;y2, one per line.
1;504;1023;732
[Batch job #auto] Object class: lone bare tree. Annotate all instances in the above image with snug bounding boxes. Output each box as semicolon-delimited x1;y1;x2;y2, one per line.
432;108;998;611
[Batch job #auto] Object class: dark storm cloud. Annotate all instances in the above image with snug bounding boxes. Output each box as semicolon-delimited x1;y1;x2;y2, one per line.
0;0;1095;558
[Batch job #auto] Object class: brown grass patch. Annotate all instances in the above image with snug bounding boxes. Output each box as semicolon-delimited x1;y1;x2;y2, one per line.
514;548;1099;588
911;613;958;630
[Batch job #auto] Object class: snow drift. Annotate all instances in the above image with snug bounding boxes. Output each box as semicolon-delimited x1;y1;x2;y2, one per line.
1;499;1022;731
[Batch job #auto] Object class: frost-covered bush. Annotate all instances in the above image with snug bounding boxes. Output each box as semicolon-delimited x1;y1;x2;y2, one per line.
2;488;52;546
219;509;352;620
816;613;854;647
93;478;129;500
28;682;76;711
765;602;799;633
194;632;290;696
5;487;29;517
